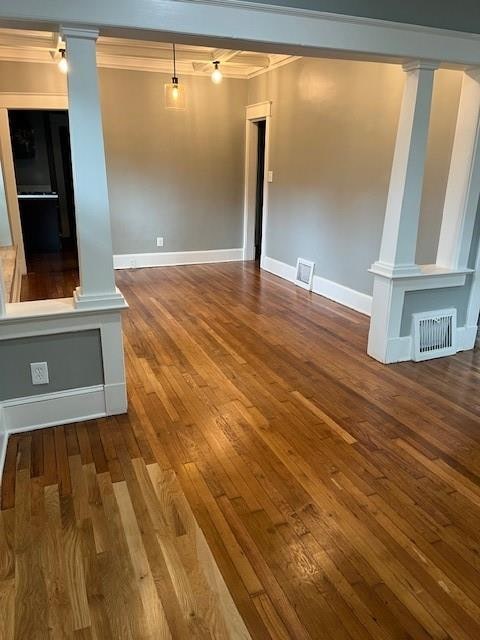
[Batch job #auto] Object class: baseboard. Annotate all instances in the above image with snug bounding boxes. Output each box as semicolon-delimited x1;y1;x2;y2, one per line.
114;248;244;269
456;325;478;351
380;325;476;364
0;385;108;474
261;255;372;316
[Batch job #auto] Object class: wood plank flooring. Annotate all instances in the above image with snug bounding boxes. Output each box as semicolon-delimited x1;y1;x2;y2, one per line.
3;261;480;639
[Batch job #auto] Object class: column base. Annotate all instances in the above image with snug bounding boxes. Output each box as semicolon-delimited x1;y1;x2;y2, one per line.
73;286;128;310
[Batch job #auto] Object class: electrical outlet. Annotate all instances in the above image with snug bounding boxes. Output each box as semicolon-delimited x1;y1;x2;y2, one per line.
267;170;273;183
30;361;49;385
129;258;137;268
156;237;164;248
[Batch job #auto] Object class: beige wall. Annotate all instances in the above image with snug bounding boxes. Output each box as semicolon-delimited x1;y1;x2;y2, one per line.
0;61;247;256
99;68;247;254
248;58;462;294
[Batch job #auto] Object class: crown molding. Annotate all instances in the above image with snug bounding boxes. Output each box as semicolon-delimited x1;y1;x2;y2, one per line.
0;0;480;66
0;36;299;79
248;54;300;79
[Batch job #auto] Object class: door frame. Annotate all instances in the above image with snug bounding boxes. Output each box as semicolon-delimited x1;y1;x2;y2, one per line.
243;101;271;262
0;92;68;276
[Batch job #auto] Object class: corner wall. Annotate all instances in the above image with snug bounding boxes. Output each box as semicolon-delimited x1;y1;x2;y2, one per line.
248;58;462;298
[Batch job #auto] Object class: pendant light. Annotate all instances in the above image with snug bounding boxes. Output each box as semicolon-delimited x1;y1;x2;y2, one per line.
165;43;186;110
58;48;68;74
211;61;222;84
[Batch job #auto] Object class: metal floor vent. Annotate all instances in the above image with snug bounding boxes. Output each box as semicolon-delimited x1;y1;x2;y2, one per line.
295;258;315;291
413;309;457;361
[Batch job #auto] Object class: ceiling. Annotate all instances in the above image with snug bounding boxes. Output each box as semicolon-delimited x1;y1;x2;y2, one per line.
0;28;299;79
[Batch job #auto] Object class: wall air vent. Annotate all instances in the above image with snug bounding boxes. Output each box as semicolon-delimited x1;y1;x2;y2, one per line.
295;258;315;291
412;309;457;361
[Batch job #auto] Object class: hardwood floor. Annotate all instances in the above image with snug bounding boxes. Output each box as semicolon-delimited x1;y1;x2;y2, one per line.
3;261;480;639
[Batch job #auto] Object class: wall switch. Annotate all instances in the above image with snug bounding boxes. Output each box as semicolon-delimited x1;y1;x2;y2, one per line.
31;361;49;385
156;237;164;248
267;170;273;183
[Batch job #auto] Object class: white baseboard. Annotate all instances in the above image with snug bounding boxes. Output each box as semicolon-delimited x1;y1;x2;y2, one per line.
456;325;478;351
0;385;110;474
114;248;244;269
378;325;476;364
261;255;372;316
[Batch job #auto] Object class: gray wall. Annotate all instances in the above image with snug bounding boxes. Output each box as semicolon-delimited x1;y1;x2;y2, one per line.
100;68;247;255
248;58;461;294
0;330;104;400
0;62;247;256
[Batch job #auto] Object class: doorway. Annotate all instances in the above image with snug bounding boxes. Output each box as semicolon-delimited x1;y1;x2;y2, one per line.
254;120;266;262
243;101;271;262
8;109;78;295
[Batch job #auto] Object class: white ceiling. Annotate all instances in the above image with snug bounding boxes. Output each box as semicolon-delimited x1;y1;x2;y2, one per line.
0;28;299;79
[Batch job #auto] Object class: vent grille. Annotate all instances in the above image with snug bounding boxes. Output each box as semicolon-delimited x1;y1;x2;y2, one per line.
413;309;457;361
295;258;315;291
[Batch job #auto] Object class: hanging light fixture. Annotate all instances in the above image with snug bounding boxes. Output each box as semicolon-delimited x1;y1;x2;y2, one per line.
211;61;223;84
165;43;186;110
58;48;68;74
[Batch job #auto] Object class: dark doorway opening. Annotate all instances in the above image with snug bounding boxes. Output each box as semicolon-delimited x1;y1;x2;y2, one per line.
9;109;78;295
254;119;266;262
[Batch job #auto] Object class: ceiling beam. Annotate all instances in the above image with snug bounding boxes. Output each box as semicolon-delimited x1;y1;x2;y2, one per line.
200;48;241;72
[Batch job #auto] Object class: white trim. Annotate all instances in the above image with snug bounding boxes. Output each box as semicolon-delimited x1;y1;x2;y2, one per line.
0;92;68;110
248;55;301;79
0;109;26;275
381;323;474;365
2;0;480;66
312;273;372;316
245;101;272;121
113;247;243;269
261;255;296;281
261;255;372;316
457;324;478;351
0;385;107;473
243;103;271;262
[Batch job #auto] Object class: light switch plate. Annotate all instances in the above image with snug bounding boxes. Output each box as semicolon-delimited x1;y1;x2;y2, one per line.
31;361;49;385
156;237;164;247
267;170;273;183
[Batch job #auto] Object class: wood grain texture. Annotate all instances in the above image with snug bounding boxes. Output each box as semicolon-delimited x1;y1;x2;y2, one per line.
2;260;480;639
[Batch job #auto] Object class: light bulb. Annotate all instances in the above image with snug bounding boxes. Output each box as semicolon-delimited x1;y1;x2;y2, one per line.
58;50;68;74
211;62;222;84
172;85;179;100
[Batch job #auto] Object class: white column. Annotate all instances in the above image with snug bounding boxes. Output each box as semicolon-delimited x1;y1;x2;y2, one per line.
0;160;12;247
436;69;480;270
0;258;6;317
0;110;26;274
374;61;437;277
61;26;123;309
368;60;437;363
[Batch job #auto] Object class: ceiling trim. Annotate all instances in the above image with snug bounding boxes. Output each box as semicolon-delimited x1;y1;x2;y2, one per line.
0;30;300;78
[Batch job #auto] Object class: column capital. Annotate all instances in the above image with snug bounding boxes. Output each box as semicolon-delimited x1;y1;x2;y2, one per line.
402;59;439;73
60;26;99;41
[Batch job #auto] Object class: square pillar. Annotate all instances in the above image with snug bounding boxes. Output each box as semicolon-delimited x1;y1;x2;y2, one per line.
436;69;480;270
374;61;437;278
368;61;437;363
61;26;124;310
